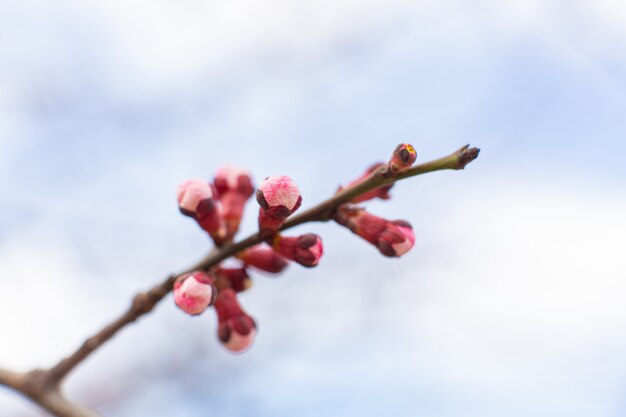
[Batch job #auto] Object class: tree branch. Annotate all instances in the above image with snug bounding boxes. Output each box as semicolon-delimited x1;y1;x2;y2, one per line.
0;367;20;390
0;145;479;417
282;144;479;228
0;368;100;417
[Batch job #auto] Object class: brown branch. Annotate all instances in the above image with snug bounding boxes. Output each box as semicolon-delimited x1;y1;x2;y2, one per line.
0;367;20;390
47;275;178;383
0;369;100;417
0;144;479;417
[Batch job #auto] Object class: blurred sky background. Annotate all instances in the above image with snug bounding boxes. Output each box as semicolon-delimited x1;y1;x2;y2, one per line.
1;0;626;416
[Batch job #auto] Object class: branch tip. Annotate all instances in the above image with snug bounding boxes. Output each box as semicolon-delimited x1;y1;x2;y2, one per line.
456;145;480;169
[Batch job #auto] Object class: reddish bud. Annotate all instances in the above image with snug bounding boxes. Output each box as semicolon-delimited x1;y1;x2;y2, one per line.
387;222;415;256
173;271;217;316
257;207;288;231
273;233;324;268
214;166;255;237
238;244;289;274
257;175;302;231
342;163;393;204
216;266;252;293
389;143;417;173
334;208;415;257
214;289;256;353
219;191;249;238
177;179;215;217
214;166;255;197
177;179;224;239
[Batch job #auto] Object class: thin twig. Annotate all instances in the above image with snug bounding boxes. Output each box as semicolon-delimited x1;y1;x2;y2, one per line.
0;145;479;417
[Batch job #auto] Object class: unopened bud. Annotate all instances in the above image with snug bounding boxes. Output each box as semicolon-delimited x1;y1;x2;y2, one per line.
214;166;255;237
238;245;289;274
214;166;255;197
378;220;415;257
388;143;417;174
214;289;256;353
257;207;288;231
256;175;302;231
342;163;393;204
216;266;252;293
272;233;323;268
334;208;415;257
177;179;215;217
173;271;217;316
176;179;224;239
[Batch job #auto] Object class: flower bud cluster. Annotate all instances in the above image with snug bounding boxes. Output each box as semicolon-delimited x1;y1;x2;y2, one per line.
333;143;417;257
175;170;323;353
174;144;418;353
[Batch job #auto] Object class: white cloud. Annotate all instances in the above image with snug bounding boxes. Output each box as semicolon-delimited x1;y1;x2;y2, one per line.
3;0;626;102
372;181;626;415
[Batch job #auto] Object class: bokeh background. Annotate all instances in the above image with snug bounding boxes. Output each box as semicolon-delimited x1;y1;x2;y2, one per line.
2;1;626;416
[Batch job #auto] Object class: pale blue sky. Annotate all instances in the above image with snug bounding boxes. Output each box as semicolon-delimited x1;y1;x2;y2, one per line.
1;1;626;416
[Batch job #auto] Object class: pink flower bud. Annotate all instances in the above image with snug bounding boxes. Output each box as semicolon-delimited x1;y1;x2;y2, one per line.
173;271;217;316
214;166;255;237
214;166;254;197
237;244;289;274
272;233;324;268
176;179;224;238
257;207;288;231
388;143;417;173
334;208;415;257
341;163;394;204
385;221;415;257
219;191;249;237
216;266;252;293
214;289;256;353
177;179;215;217
256;175;302;231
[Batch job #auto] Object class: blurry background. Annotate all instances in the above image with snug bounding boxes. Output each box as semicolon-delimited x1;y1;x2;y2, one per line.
1;0;626;416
